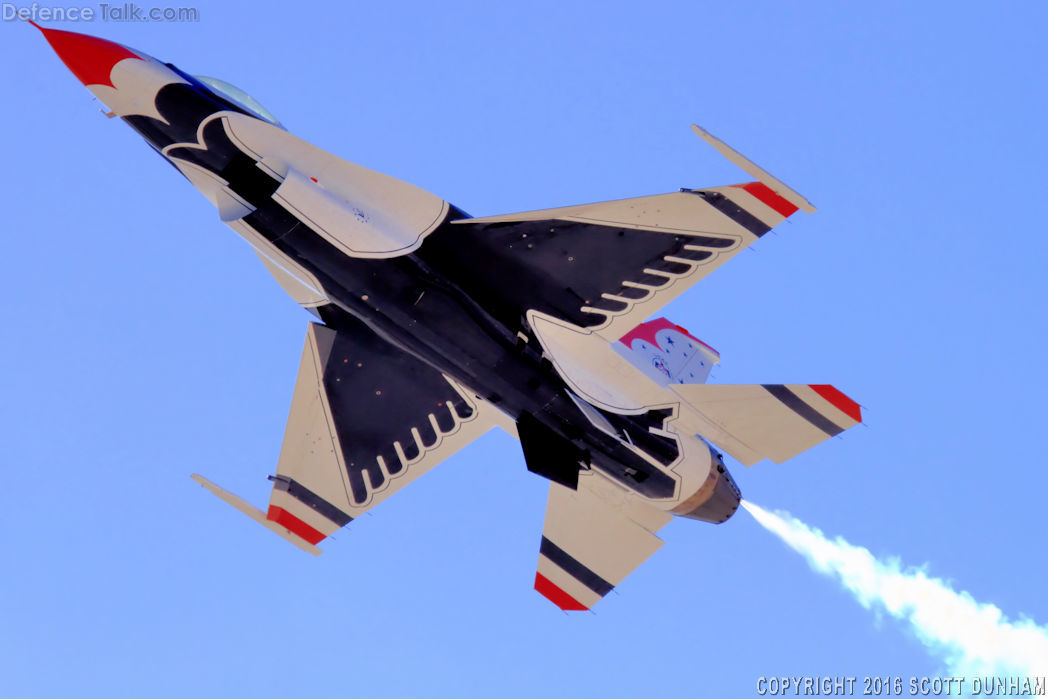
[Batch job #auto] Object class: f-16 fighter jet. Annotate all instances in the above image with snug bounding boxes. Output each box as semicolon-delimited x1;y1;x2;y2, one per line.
36;24;862;610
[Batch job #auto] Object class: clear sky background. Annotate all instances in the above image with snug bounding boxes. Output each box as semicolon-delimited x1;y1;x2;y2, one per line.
2;2;1046;697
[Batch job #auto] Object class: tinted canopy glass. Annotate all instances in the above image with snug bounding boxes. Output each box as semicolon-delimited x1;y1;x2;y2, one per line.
195;75;282;126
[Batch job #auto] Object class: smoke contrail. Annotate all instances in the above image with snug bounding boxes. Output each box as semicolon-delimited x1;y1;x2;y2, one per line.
741;501;1048;677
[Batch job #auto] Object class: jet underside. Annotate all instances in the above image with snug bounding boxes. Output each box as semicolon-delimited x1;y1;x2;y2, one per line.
36;24;863;610
127;81;681;502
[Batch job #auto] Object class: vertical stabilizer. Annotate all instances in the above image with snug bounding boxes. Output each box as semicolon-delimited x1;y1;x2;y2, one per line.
616;317;719;387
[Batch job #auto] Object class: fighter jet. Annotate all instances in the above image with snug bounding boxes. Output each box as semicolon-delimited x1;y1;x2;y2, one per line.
36;24;861;610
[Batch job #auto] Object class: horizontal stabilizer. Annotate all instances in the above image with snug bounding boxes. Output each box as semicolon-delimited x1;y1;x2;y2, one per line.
190;474;322;555
673;384;861;466
535;473;670;610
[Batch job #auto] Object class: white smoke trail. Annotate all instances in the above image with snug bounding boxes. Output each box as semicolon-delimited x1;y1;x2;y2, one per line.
741;501;1048;677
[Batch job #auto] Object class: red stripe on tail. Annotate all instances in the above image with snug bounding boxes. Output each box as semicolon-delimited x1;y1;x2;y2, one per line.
733;182;799;218
808;385;862;423
266;505;326;545
534;572;588;611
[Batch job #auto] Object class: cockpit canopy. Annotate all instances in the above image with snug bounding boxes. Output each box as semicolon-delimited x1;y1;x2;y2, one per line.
195;75;282;127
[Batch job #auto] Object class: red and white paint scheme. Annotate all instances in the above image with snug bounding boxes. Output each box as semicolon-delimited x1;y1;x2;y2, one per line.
618;317;720;387
36;25;862;611
33;22;185;120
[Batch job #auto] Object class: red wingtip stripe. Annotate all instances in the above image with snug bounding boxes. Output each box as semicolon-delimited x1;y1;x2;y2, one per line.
733;182;799;218
808;385;862;423
266;505;326;545
534;572;588;611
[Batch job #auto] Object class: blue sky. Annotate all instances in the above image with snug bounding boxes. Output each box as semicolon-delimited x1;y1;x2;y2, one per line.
2;1;1046;696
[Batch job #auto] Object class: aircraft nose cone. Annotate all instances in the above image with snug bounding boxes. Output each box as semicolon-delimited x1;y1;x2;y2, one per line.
31;21;141;88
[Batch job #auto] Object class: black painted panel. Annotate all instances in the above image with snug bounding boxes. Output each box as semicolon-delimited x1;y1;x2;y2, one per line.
417;219;735;331
316;310;477;506
540;536;614;596
517;412;582;490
